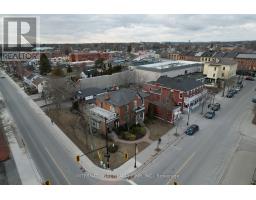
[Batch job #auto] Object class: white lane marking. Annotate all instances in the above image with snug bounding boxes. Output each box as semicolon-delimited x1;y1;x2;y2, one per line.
44;147;71;184
171;145;182;151
167;152;196;185
176;152;196;175
127;179;137;185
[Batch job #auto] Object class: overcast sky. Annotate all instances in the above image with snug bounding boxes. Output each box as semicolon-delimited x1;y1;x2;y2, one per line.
1;14;256;43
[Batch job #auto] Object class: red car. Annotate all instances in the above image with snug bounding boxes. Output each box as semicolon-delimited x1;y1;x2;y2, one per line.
245;76;255;81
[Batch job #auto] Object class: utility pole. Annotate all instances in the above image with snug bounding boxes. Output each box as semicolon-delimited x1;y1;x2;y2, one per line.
222;80;226;97
134;143;137;168
201;98;205;115
104;118;110;169
187;104;190;126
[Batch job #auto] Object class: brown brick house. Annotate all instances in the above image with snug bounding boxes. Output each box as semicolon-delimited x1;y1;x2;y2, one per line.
95;88;149;128
235;53;256;71
143;76;207;118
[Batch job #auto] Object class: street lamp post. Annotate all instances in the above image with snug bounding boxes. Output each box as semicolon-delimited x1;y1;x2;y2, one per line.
187;103;190;126
104;118;110;169
134;143;137;168
222;80;226;97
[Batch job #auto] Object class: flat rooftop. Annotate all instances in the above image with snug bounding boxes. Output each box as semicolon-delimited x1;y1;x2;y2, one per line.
133;59;203;73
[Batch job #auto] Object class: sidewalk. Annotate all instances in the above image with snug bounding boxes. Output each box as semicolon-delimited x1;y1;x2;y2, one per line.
0;91;41;185
0;69;232;182
220;91;256;184
1;70;182;181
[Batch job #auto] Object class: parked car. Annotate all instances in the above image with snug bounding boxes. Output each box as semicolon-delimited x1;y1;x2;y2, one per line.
237;80;243;85
227;89;236;96
234;85;241;92
245;76;255;81
213;103;221;111
204;111;216;119
226;92;234;98
252;98;256;103
230;88;238;94
208;103;221;111
185;124;199;136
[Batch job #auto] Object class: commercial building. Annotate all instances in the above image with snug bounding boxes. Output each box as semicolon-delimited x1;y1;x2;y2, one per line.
143;76;207;114
235;53;256;71
131;60;203;83
203;58;237;86
69;52;112;62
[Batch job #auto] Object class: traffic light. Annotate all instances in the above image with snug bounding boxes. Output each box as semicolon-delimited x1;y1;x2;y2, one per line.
124;153;128;160
76;155;80;162
45;180;51;185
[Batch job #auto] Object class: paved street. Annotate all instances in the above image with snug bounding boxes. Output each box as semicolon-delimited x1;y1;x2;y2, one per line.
0;71;128;185
1;69;255;185
132;80;256;185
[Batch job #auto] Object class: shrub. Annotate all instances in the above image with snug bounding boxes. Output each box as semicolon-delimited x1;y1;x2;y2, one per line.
123;132;136;141
52;68;65;77
108;143;118;153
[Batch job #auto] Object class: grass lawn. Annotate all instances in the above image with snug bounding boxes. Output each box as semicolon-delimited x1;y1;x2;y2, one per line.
46;108;148;169
145;117;173;141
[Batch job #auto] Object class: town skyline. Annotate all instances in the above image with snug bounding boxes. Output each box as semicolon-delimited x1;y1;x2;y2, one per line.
1;15;256;43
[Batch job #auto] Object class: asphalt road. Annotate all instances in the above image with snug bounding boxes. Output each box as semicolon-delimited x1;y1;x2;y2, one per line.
1;71;255;185
0;73;128;185
132;80;256;185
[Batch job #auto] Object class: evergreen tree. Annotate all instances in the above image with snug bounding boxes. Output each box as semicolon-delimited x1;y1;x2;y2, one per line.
39;53;51;75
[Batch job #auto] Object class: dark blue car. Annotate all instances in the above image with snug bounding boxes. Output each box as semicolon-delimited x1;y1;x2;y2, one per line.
204;111;215;119
185;124;199;136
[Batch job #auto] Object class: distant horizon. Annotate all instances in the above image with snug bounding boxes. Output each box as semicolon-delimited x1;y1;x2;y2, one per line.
1;15;256;44
1;40;256;46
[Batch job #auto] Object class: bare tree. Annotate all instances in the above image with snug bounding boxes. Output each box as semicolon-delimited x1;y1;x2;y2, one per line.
45;76;77;110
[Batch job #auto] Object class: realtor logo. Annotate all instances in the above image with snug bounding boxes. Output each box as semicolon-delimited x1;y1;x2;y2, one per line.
2;17;39;61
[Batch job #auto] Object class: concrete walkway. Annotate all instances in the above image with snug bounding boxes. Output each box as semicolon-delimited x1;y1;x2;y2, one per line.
0;91;41;184
111;127;153;145
0;69;211;182
2;69;245;184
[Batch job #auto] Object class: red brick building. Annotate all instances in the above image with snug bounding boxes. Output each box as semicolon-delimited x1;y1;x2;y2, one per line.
168;52;185;60
69;52;112;62
95;88;149;127
235;53;256;71
143;76;207;121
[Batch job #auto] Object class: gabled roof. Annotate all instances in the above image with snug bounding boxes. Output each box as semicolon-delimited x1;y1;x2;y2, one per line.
154;76;204;92
96;88;149;107
26;73;37;80
209;58;237;65
236;53;256;59
75;87;106;98
184;51;196;56
201;51;215;57
32;77;44;86
194;52;205;57
223;51;239;58
212;52;226;58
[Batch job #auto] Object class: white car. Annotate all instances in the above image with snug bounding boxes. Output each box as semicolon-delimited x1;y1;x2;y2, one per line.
234;87;240;92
